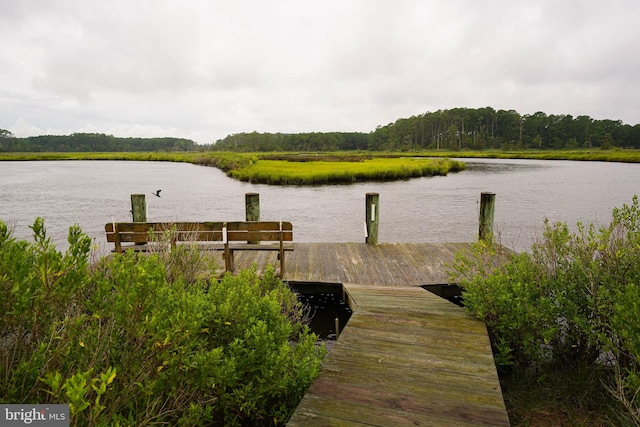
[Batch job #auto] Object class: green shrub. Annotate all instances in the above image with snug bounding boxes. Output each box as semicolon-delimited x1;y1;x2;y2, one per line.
0;219;325;426
449;196;640;422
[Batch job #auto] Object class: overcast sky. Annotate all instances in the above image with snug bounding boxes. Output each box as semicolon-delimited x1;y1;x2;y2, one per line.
1;1;639;144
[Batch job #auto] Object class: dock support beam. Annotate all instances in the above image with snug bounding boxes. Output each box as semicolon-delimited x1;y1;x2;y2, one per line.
479;192;495;243
130;194;147;222
365;192;379;244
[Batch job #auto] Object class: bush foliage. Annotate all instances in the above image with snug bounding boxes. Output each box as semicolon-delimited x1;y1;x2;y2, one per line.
449;196;640;424
0;219;325;426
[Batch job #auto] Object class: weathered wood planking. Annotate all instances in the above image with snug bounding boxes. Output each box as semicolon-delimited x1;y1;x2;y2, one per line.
287;284;510;426
217;242;509;425
224;242;475;286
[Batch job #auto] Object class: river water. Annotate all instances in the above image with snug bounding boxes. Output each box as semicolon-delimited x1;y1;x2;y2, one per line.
1;158;638;253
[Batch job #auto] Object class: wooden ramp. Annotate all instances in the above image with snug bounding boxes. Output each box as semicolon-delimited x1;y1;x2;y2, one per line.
287;284;510;426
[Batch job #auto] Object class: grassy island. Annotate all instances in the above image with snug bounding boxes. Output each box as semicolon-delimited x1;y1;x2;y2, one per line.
226;156;466;185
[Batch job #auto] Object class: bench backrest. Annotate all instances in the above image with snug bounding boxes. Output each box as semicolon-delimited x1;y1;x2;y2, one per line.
225;221;293;243
105;221;293;251
105;222;225;245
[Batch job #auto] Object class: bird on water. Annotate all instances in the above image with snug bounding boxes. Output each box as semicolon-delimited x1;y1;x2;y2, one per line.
153;190;161;197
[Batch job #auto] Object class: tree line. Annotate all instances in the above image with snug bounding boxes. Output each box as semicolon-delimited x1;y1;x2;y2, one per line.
213;107;640;151
3;107;639;152
0;132;201;152
370;107;640;151
213;131;370;152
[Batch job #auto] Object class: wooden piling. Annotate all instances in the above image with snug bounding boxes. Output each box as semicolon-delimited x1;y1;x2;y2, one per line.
245;193;260;243
479;192;495;242
130;194;147;222
365;193;379;244
245;192;260;222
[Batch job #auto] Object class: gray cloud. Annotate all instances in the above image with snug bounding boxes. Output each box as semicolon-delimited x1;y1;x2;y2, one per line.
1;0;639;144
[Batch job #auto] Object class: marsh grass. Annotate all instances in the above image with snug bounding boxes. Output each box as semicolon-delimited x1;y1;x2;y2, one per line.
412;148;640;163
145;224;218;283
259;152;373;162
4;148;640;163
228;157;466;185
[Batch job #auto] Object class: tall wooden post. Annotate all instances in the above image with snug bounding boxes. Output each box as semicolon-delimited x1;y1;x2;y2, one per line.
245;193;260;222
365;192;379;244
245;193;260;244
131;194;147;222
479;192;495;242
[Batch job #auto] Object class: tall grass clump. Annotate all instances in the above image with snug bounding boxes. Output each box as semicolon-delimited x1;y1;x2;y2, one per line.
449;196;640;425
0;218;325;426
145;224;219;284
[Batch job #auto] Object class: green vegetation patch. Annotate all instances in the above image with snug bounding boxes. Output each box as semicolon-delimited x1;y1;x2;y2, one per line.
228;157;466;185
449;197;640;425
0;219;325;426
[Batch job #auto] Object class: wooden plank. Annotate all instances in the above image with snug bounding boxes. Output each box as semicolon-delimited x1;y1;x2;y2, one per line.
226;243;294;251
276;243;490;286
105;221;225;232
226;230;293;241
292;386;507;427
226;220;292;231
290;394;504;427
106;231;224;243
287;282;510;427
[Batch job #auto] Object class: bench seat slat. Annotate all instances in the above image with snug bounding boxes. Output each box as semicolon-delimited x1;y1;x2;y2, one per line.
226;231;293;241
226;243;294;251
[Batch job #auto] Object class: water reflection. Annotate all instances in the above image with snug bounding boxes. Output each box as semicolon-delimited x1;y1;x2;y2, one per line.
462;159;549;174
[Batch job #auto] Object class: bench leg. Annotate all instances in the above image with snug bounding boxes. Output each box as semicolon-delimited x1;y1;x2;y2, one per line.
224;246;230;273
224;250;235;273
279;250;285;278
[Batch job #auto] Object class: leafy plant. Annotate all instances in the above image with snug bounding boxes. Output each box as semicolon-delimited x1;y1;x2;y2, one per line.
0;219;325;426
449;196;640;423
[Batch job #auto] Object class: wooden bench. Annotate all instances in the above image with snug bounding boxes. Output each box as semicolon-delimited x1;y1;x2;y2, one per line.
104;221;294;277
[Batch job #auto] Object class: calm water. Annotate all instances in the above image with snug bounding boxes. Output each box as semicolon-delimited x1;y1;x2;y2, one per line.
1;159;639;253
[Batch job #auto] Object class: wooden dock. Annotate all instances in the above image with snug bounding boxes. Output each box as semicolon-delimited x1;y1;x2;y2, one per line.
218;242;510;426
287;283;509;426
220;242;477;286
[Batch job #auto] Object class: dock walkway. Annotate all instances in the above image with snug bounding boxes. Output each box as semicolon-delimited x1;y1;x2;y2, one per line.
287;284;509;426
219;242;510;426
